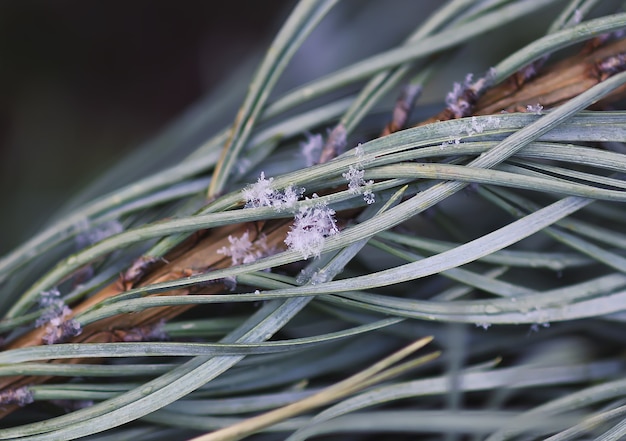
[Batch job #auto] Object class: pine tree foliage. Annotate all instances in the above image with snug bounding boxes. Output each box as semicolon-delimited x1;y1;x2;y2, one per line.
2;1;626;440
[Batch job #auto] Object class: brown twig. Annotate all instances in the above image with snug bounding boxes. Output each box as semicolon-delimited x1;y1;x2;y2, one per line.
418;36;626;126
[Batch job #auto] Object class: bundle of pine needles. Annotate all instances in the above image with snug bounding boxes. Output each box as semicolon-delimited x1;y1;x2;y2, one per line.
2;1;626;440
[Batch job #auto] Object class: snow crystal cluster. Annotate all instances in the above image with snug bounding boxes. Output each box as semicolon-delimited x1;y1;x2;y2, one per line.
342;165;375;204
284;199;339;259
445;69;496;119
243;173;340;260
440;115;501;150
36;288;82;345
301;133;324;167
75;219;123;249
217;231;272;266
0;386;34;407
242;172;302;210
526;103;544;114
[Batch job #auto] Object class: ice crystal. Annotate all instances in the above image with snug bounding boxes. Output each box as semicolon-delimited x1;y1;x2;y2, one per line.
75;219;123;248
285;198;339;259
242;172;302;210
526;103;543;114
0;386;34;407
36;288;82;344
36;289;70;328
301;133;323;167
217;231;270;265
343;165;375;204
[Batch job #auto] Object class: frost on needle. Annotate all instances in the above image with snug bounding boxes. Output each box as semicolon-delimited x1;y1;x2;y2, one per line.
285;197;339;259
243;172;340;259
343;164;375;204
242;172;301;210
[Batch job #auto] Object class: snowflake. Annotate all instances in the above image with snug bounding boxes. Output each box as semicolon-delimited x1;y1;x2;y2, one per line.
122;321;168;342
285;198;339;259
445;70;496;118
36;289;69;328
217;231;270;265
573;9;583;24
75;220;123;248
363;189;376;205
242;172;302;210
301;133;324;167
242;172;276;208
464;115;501;137
343;165;366;193
354;144;364;158
36;288;82;344
0;386;34;407
281;185;303;209
42;319;82;345
342;165;375;204
469;116;485;134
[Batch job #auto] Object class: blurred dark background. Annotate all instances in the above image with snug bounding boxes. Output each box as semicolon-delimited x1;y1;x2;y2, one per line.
0;1;293;254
